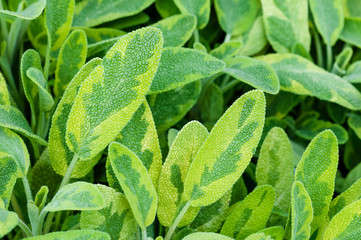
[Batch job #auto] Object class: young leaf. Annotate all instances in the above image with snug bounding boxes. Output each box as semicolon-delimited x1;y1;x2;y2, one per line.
259;53;361;110
65;27;163;161
256;226;285;240
324;199;361;239
340;18;361;49
255;127;293;225
54;29;88;96
72;0;154;27
34;186;49;211
309;0;344;45
261;0;310;53
108;142;157;229
158;121;209;227
44;182;105;212
223;57;280;94
291;181;313;240
23;230;110;240
214;0;260;36
0;0;45;21
174;0;210;29
220;185;275;239
0;154;18;208
49;58;102;178
344;61;361;83
210;41;242;60
80;185;138;240
152;14;197;47
183;90;266;207
0;209;18;238
0;71;11;106
183;232;233;240
149;47;225;94
295;130;339;238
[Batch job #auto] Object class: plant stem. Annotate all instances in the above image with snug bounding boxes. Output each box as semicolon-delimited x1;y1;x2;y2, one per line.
312;29;323;68
18;219;33;237
164;201;192;240
22;177;33;202
326;44;333;71
221;79;239;93
30;140;40;161
193;29;200;43
223;33;231;43
11;195;24;221
44;43;51;80
142;228;147;240
33;210;48;235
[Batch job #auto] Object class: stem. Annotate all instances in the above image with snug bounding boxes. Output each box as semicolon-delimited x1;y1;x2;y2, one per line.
44;43;51;80
193;29;199;43
221;79;239;93
22;177;33;202
326;44;333;71
11;194;24;221
18;219;33;237
33;210;48;235
312;29;324;68
223;33;231;43
30;140;40;161
164;201;192;240
142;228;147;240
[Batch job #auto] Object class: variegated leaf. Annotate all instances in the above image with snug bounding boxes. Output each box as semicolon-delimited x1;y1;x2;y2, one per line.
291;181;313;240
152;14;196;47
223;57;280;94
340;18;361;49
183;90;266;207
183;232;234;240
245;233;272;240
259;53;361;110
108;142;157;229
149;47;225;94
44;182;105;212
0;153;18;208
0;71;11;106
80;185;138;240
27;16;48;57
256;127;293;225
0;209;18;238
295;130;338;239
66;27;163;161
49;58;102;178
214;0;260;36
54;29;88;96
343;0;361;18
256;226;285;240
261;0;310;53
0;0;45;21
23;230;110;240
158;121;209;227
221;185;275;239
155;0;180;18
174;0;210;29
309;0;344;45
210;41;242;60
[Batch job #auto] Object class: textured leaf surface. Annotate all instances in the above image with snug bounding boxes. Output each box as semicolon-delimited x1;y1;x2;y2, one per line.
73;0;154;27
152;14;196;47
80;185;137;240
221;185;275;239
109;142;157;229
340;18;361;49
44;182;104;212
324;199;361;239
183;90;266;207
54;29;88;96
24;230;110;240
344;61;361;83
0;0;45;21
244;233;272;240
0;154;18;208
183;232;233;240
210;41;242;60
291;181;313;240
214;0;260;36
259;54;361;110
158;121;208;227
309;0;344;45
237;16;267;56
256;226;285;240
0;209;18;238
295;130;338;238
261;0;310;53
223;57;279;94
66;27;163;160
149;47;225;94
49;58;102;178
174;0;210;29
0;72;11;106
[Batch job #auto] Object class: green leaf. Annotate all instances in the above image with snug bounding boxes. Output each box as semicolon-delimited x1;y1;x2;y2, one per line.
0;71;11;106
220;185;275;239
183;90;266;207
210;41;242;60
66;27;163;161
49;58;102;178
45;0;75;58
167;128;179;148
157;121;209;227
152;14;196;47
174;0;210;29
258;53;361;110
255;127;293;225
291;181;313;240
0;0;45;21
340;18;361;49
333;47;353;72
73;0;154;27
223;57;280;94
214;0;260;36
0;153;18;208
34;186;48;210
348;114;361;140
0;209;18;238
341;163;361;192
197;83;224;125
266;91;304;118
27;16;48;57
80;28;125;45
295;130;338;238
54;29;88;96
155;0;180;18
244;233;273;240
183;232;234;240
23;230;110;240
108;142;157;229
44;182;105;212
148;81;202;133
256;226;285;240
80;185;138;240
309;0;344;45
149;47;225;94
343;0;361;18
344;61;361;83
324;198;361;239
261;0;310;53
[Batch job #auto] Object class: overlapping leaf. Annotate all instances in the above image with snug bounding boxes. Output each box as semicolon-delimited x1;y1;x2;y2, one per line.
23;230;110;240
0;209;18;238
0;153;18;208
174;0;210;29
183;232;233;240
0;0;45;21
0;72;11;106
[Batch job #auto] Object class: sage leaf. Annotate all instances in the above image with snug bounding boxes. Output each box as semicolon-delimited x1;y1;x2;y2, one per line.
344;61;361;83
0;153;18;208
210;41;242;60
174;0;210;29
0;0;45;21
155;0;180;18
0;71;11;106
0;209;18;238
23;230;110;240
340;18;361;49
183;232;233;240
